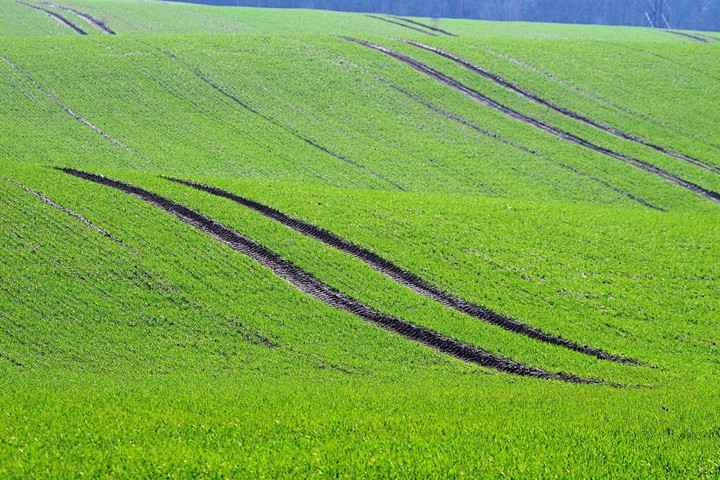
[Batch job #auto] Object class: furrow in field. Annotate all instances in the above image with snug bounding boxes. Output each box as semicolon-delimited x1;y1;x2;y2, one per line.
365;15;437;36
0;353;24;367
159;49;404;190
0;55;151;164
388;16;457;37
699;33;720;42
666;30;710;43
3;178;139;255
38;1;116;34
169;176;649;365
345;38;720;204
14;0;87;34
483;47;711;146
407;41;720;176
334;54;664;210
60;167;607;384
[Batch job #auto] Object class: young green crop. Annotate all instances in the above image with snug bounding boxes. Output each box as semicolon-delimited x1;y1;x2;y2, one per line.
1;1;719;477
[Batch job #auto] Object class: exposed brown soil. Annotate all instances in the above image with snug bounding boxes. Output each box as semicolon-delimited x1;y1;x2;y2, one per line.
60;167;610;384
38;1;115;34
4;177;139;254
168;176;646;366
365;14;437;36
389;16;457;37
344;38;720;204
15;0;86;34
407;41;720;176
0;55;150;164
159;48;404;190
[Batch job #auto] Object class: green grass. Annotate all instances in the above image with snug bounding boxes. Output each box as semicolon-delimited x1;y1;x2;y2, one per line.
1;0;719;477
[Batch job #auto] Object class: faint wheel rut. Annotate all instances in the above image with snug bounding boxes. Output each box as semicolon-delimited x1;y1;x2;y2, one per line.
157;48;403;190
334;53;663;211
15;0;86;34
666;30;710;43
0;55;150;164
388;16;457;37
3;177;139;255
60;167;614;385
168;176;645;365
344;37;720;204
38;1;115;34
483;48;718;151
0;353;23;367
365;15;437;36
406;41;720;176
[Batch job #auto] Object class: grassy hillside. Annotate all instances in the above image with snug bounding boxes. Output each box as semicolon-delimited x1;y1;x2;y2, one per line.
0;0;718;477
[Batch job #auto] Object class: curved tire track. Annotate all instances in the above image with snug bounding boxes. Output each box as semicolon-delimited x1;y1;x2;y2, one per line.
15;0;86;34
483;48;720;151
389;16;457;37
59;167;610;384
344;38;720;204
666;30;710;43
333;53;663;211
38;1;115;34
0;353;24;367
168;176;645;366
0;55;150;164
406;41;720;176
365;15;437;36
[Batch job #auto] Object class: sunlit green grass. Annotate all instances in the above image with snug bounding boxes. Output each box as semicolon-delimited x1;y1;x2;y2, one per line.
1;1;719;477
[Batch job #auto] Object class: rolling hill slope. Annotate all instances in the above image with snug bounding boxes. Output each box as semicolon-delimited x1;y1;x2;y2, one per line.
0;0;718;477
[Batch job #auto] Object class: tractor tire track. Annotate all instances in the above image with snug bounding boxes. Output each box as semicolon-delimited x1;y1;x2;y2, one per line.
157;48;403;191
0;55;150;164
168;176;647;365
0;353;23;367
483;48;720;151
697;33;720;43
38;1;115;34
344;38;720;204
14;0;86;34
407;41;720;176
3;178;139;255
365;15;437;36
666;30;710;43
60;167;609;385
389;16;457;37
333;53;663;211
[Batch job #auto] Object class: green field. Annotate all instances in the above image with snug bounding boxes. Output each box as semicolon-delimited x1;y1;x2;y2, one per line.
1;0;719;477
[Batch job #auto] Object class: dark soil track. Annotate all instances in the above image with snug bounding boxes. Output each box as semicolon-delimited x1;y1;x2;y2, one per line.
0;55;150;164
345;38;720;204
39;1;115;34
335;53;663;211
666;30;710;43
407;41;720;176
159;48;403;190
0;353;24;367
60;168;608;384
15;0;86;34
168;176;645;365
389;16;457;37
365;15;437;36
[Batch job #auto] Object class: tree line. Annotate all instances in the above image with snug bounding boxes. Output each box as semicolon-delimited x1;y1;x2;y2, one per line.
169;0;720;32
